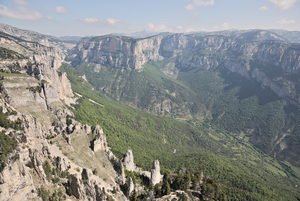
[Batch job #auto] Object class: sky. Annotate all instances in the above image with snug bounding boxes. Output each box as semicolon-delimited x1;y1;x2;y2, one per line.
0;0;299;37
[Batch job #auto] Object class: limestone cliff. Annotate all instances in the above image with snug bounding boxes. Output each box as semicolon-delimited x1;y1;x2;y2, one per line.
68;33;300;106
0;23;76;62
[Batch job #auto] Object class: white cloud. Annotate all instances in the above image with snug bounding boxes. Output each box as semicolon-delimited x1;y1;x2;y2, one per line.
55;6;69;14
221;22;230;29
185;27;195;33
80;18;99;23
14;0;28;6
176;26;183;30
268;0;297;10
259;6;268;10
46;15;54;20
185;0;215;10
0;1;43;20
185;4;195;10
129;23;194;34
143;23;187;32
277;19;295;24
106;18;122;25
79;18;122;25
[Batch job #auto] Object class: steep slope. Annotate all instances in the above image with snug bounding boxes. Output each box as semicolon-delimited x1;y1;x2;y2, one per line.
0;32;128;201
73;62;204;117
67;33;300;169
189;29;288;42
60;63;300;201
269;29;300;43
0;23;76;60
0;24;231;201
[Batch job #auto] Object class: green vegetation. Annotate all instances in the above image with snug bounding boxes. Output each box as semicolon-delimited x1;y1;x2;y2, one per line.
0;47;26;60
0;109;23;172
0;131;18;172
73;62;204;117
125;169;149;186
27;85;42;93
37;187;66;201
74;57;300;168
60;63;300;200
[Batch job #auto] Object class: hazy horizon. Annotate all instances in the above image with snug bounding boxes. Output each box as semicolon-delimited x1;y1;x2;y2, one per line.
0;0;299;37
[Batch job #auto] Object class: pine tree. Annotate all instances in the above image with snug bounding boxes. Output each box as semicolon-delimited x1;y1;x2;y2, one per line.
165;181;171;195
162;180;171;195
129;189;138;201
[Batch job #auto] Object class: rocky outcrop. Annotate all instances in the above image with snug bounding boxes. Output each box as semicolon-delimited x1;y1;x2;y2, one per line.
0;23;76;64
0;159;35;201
121;149;135;171
92;125;107;152
127;177;134;196
120;163;126;184
56;156;68;172
92;125;104;138
71;173;86;200
70;169;114;201
151;160;162;185
82;124;92;134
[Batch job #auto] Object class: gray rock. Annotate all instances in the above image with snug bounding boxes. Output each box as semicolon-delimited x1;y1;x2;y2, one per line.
121;149;135;171
121;163;126;184
82;124;92;134
127;177;134;196
151;160;161;185
21;134;27;143
56;156;67;172
81;168;92;182
92;125;107;152
71;173;86;200
95;184;106;201
92;125;104;138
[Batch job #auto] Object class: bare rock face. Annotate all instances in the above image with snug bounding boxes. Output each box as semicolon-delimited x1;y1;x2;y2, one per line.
121;149;135;171
81;168;92;182
82;124;92;134
0;159;35;201
71;170;100;201
151;160;162;185
21;133;28;143
92;125;107;152
19;114;47;139
127;177;134;196
120;163;126;184
95;184;106;201
65;134;71;145
30;150;48;182
92;125;104;138
71;173;86;200
56;156;68;172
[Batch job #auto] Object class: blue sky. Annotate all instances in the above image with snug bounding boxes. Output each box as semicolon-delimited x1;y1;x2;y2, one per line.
0;0;299;36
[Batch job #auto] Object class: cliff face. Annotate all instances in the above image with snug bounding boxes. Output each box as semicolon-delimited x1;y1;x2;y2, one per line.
68;35;165;69
0;23;76;59
70;33;300;73
69;34;300;106
0;29;130;201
